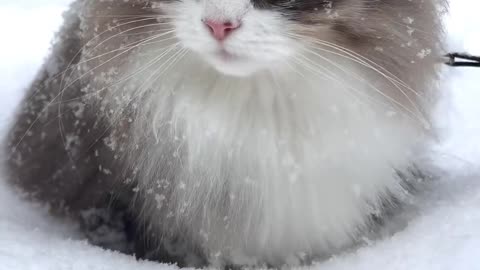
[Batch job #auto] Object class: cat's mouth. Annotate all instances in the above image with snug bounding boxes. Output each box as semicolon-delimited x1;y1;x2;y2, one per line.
206;49;261;76
196;42;273;76
213;49;241;62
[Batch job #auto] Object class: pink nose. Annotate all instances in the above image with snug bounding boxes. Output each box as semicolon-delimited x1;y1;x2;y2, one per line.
203;20;240;41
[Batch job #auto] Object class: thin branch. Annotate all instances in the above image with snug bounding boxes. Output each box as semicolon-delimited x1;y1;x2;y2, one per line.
445;52;480;67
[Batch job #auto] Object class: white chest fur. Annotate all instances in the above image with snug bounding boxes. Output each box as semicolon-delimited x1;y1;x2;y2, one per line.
120;53;426;266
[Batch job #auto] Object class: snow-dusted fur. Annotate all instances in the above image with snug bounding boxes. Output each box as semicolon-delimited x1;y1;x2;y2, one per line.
5;0;446;267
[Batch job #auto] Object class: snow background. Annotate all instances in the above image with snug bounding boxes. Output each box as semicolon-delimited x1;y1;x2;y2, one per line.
0;1;479;269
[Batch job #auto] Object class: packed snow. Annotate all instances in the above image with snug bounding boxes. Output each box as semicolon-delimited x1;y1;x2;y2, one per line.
0;1;479;269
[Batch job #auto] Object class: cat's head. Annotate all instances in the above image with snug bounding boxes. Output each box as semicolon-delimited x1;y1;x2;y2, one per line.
80;0;445;124
152;0;443;77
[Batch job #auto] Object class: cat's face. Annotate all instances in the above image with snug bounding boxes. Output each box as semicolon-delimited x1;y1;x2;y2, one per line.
157;0;355;76
83;0;443;125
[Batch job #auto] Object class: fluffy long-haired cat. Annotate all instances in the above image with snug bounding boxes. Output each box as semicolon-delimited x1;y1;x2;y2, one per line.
5;0;446;267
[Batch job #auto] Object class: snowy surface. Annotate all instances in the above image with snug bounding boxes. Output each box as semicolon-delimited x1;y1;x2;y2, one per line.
0;1;479;269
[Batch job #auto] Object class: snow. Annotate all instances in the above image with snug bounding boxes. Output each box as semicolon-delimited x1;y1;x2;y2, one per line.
0;1;479;269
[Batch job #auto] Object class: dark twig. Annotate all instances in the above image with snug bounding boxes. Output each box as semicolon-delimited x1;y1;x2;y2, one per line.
445;52;480;67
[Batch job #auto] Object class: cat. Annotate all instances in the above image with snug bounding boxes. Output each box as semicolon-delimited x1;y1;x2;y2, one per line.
4;0;446;267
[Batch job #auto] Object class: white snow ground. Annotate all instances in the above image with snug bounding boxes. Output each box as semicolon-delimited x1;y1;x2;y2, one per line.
0;1;479;269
